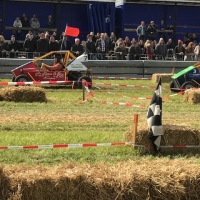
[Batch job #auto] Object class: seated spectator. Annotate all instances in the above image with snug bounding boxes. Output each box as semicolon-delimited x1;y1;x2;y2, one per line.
86;34;96;60
129;40;141;60
46;15;53;28
23;32;37;58
144;40;154;60
0;35;8;58
71;38;84;57
194;43;200;61
114;42;126;60
174;40;185;61
30;17;40;36
49;35;59;52
8;35;19;58
155;38;167;60
41;54;64;71
184;42;195;61
124;36;131;48
13;17;22;40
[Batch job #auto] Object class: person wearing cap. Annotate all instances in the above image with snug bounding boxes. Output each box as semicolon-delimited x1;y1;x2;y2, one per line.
174;40;185;61
41;54;64;71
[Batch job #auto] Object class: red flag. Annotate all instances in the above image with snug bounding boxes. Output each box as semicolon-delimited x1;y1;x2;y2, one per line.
65;26;80;37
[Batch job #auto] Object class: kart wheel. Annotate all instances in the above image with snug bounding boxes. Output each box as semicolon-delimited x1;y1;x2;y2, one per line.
12;76;16;82
15;75;30;82
181;81;197;90
169;81;179;92
77;76;92;89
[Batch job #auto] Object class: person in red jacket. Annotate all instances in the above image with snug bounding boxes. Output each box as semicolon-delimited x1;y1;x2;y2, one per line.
41;54;64;71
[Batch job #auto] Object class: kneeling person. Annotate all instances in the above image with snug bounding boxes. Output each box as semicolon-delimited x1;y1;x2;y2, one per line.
41;54;64;71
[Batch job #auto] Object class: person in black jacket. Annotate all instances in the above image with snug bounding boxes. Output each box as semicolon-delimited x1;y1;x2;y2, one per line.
85;34;96;60
49;35;59;52
59;34;71;51
147;21;157;41
8;35;20;58
71;38;83;57
23;33;37;58
36;33;49;56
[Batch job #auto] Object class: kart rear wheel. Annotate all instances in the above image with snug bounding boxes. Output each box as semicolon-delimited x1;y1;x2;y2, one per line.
15;75;30;82
12;76;16;82
181;81;197;90
169;81;177;92
77;76;92;89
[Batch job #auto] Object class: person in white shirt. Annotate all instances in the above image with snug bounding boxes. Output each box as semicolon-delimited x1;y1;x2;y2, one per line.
13;17;22;40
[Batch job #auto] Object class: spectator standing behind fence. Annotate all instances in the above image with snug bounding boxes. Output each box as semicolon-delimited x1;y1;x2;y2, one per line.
174;40;185;61
37;33;49;56
184;42;195;61
23;33;37;58
158;20;166;42
114;42;126;60
144;40;154;60
129;40;141;60
46;15;53;28
59;34;71;51
190;34;198;46
155;38;167;60
13;17;22;40
147;21;156;41
8;35;19;58
194;43;200;61
166;38;174;58
0;35;8;58
86;34;96;60
30;18;40;36
109;32;117;51
71;38;84;57
184;33;190;47
96;33;109;60
49;35;59;52
136;21;146;42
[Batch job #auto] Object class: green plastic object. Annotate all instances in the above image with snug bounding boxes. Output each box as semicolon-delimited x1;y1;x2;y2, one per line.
172;66;195;79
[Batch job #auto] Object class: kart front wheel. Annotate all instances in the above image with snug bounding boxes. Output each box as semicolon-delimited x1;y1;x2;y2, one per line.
181;81;197;90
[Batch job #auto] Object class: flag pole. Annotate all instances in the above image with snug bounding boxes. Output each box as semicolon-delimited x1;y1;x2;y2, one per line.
132;114;138;148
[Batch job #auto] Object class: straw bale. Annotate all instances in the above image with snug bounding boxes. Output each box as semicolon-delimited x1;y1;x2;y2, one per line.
0;86;47;102
152;73;173;83
184;89;200;104
2;160;200;199
125;124;200;153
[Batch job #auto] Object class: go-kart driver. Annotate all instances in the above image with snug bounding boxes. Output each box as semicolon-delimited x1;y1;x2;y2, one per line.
41;54;64;71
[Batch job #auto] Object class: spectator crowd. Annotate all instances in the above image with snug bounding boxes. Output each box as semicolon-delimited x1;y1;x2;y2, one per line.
0;16;199;61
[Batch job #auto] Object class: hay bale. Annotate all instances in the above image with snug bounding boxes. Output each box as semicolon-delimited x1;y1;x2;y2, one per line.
0;86;47;102
152;73;173;83
2;160;200;199
125;124;200;152
184;89;200;104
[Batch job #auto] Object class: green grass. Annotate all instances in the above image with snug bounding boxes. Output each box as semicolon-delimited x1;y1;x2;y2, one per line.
0;79;200;166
